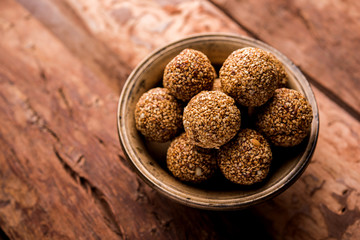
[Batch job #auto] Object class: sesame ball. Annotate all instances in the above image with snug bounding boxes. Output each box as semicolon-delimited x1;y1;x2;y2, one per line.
163;49;216;102
255;88;313;147
183;91;241;149
135;88;183;142
269;54;289;88
220;47;280;106
166;133;217;183
218;129;272;185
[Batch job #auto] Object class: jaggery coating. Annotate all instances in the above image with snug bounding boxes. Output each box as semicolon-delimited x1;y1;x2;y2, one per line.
163;48;216;101
166;133;217;183
183;91;241;149
220;47;280;106
255;88;313;147
211;78;222;91
135;88;183;142
218;129;272;185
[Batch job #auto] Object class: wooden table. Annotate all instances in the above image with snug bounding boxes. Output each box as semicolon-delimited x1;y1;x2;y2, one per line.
1;0;359;239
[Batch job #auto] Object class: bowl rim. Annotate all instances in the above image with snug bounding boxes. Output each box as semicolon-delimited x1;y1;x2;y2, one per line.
117;33;320;210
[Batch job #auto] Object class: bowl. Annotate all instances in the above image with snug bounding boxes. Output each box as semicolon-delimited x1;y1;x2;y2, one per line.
117;33;319;210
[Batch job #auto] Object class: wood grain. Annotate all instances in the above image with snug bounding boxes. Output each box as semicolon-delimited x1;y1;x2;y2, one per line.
16;0;244;87
0;0;359;239
0;1;226;239
210;0;360;118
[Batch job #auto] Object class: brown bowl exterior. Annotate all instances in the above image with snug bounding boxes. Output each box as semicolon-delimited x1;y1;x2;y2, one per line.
117;33;319;210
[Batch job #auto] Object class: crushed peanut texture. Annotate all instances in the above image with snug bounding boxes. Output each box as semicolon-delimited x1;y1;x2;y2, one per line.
255;88;313;147
167;133;217;183
220;47;280;107
183;91;241;149
135;88;183;142
163;48;216;102
218;128;272;185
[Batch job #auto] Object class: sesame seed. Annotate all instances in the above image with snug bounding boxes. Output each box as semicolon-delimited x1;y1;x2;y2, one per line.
255;88;313;147
134;88;183;142
183;91;241;149
218;129;272;185
163;49;216;102
166;133;217;183
219;47;280;107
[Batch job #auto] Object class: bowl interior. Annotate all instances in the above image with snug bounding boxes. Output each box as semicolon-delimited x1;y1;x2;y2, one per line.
118;34;319;209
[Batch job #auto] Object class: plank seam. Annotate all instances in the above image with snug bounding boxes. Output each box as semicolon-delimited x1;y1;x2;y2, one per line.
301;70;360;121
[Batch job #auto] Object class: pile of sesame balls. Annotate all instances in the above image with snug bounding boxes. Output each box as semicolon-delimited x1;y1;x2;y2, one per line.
134;47;313;185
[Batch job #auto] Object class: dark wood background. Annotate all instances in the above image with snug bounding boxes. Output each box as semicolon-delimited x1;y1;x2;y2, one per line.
1;0;359;239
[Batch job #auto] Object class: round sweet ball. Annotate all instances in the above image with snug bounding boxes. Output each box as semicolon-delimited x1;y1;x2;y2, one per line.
220;47;280;106
183;91;241;149
163;48;216;102
135;87;183;142
269;54;288;88
255;88;313;147
218;128;272;185
166;133;217;183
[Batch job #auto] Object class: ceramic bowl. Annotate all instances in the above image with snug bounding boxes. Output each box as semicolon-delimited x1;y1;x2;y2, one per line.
117;33;319;210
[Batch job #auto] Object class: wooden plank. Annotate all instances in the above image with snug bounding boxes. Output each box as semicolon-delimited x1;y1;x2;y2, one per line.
210;0;360;117
0;0;359;239
0;48;121;239
12;0;133;95
0;1;128;239
1;0;277;239
15;0;245;88
0;1;235;239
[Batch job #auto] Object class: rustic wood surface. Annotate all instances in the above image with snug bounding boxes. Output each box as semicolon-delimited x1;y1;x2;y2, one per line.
0;0;359;239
